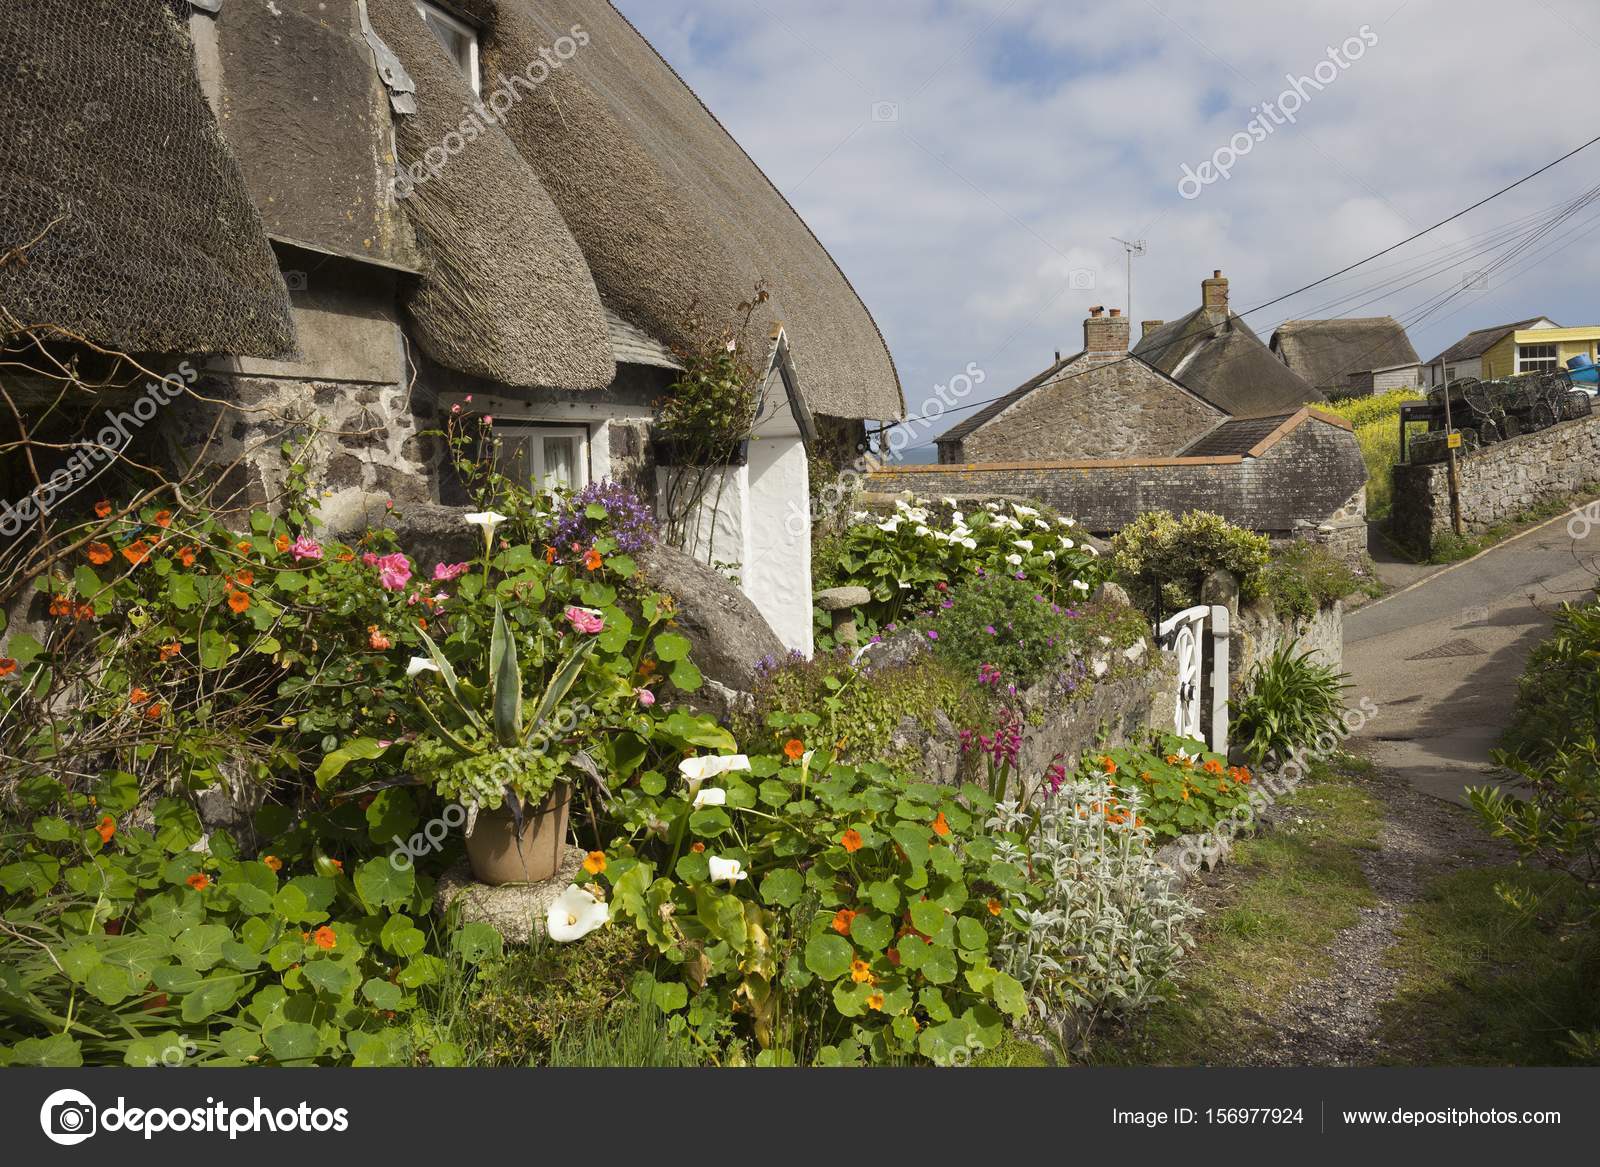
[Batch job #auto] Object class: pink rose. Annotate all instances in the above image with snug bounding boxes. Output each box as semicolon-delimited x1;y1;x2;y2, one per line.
564;606;604;635
433;561;469;581
374;552;411;592
634;687;656;707
291;535;323;562
361;552;380;567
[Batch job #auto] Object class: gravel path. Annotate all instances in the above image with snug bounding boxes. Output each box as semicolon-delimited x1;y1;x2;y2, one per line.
1248;767;1510;1066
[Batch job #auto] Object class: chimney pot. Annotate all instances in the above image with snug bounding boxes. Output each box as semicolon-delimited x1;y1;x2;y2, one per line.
1083;306;1130;359
1202;270;1229;314
1213;269;1222;278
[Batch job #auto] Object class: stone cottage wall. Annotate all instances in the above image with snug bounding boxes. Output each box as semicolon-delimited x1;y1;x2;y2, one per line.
1390;411;1600;556
951;360;1224;462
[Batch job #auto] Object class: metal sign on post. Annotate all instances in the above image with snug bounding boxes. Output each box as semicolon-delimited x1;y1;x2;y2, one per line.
1447;431;1462;449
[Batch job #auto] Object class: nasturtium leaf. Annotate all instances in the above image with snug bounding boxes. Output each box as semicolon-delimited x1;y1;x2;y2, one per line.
653;632;691;662
452;922;503;964
804;933;853;981
670;658;702;692
687;806;731;837
956;916;988;952
354;857;414;909
909;899;947;937
865;879;901;913
173;924;231;971
652;979;688;1012
302;960;353;999
849;912;893;953
759;868;803;907
265;1022;320;1062
362;978;404;1010
181;971;248;1022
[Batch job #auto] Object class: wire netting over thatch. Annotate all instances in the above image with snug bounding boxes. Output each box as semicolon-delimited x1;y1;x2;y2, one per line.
0;0;295;357
488;0;903;421
367;0;614;391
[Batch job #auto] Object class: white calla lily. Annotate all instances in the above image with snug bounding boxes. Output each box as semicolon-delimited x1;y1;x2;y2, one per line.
678;754;751;793
1013;539;1034;552
464;511;508;532
1012;504;1039;518
546;884;609;943
692;787;728;810
1005;553;1023;566
708;856;748;883
406;657;439;677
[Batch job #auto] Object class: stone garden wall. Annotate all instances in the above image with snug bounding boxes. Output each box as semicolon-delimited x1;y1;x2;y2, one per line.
1390;411;1600;556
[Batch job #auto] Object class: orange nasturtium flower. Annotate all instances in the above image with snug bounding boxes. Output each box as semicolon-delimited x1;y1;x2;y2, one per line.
129;687;152;706
262;855;283;873
583;547;603;571
0;658;17;679
153;510;172;528
145;703;163;720
783;738;806;760
122;539;151;566
987;898;1003;916
236;541;253;554
831;908;857;936
312;926;337;950
227;590;250;613
931;811;951;837
582;851;607;875
328;859;343;874
86;541;113;565
866;992;885;1012
176;545;197;567
97;815;116;844
544;545;558;564
368;625;392;651
186;873;210;891
94;499;112;518
160;641;182;661
850;959;874;985
690;841;706;853
275;533;291;553
840;828;864;854
1202;758;1224;775
232;569;254;587
1100;755;1118;774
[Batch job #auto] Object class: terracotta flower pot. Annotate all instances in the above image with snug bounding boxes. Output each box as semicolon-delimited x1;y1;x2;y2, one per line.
465;788;571;886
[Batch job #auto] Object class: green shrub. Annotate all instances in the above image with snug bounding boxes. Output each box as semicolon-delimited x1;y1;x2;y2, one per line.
1258;541;1366;620
814;495;1108;635
600;746;1031;1065
740;652;991;765
1080;733;1256;842
1109;510;1270;614
1230;643;1350;765
914;575;1146;691
1504;598;1600;766
1316;390;1427;518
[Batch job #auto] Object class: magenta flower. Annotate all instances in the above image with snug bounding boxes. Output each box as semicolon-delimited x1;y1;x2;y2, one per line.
635;687;656;707
372;552;411;592
433;561;469;581
926;630;939;641
361;552;379;567
565;606;605;635
291;535;323;562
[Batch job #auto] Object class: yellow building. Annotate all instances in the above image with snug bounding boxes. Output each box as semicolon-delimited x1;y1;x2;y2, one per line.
1424;317;1600;386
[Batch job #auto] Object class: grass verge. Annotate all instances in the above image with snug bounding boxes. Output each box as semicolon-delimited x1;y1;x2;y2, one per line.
1378;866;1600;1065
1090;756;1384;1065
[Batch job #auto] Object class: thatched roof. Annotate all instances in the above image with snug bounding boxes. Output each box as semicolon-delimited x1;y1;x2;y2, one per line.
482;0;903;420
1425;317;1557;365
1134;307;1321;417
0;0;294;357
1270;317;1419;393
366;0;615;390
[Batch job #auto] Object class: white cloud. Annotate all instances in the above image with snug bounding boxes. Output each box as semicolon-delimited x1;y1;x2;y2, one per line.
617;0;1600;441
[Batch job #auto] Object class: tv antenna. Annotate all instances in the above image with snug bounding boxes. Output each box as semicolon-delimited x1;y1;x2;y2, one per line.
1112;236;1146;325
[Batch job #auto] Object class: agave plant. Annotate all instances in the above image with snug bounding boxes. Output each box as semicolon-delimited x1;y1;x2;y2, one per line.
404;600;598;819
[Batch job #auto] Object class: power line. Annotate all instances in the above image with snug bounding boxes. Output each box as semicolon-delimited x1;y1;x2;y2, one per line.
889;130;1600;438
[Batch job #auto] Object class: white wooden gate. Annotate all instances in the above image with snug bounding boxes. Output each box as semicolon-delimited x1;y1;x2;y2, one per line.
1156;604;1230;753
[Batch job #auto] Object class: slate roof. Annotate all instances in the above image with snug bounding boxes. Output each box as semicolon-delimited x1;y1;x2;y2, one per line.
1425;318;1558;365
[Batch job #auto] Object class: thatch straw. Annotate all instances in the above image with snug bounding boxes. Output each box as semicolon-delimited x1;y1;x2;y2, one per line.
367;0;614;390
0;0;295;357
485;0;903;420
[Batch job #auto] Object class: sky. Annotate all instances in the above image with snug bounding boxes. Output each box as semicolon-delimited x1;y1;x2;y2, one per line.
614;0;1600;455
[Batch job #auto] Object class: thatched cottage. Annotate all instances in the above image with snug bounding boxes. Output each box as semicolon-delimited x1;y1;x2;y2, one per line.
0;0;904;655
1270;317;1420;398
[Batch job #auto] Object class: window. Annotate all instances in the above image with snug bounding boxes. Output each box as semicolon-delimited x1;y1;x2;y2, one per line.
1517;343;1558;373
493;425;588;493
413;1;480;96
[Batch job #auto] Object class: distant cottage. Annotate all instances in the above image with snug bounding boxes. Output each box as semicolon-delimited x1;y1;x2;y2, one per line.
1269;317;1420;398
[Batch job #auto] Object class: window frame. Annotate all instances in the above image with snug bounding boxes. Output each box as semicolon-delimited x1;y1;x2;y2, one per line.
1516;343;1559;374
491;422;591;494
413;0;481;97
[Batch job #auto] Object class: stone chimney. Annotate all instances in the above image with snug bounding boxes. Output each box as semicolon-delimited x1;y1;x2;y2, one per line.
1202;269;1229;314
1141;319;1165;341
1083;305;1129;360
